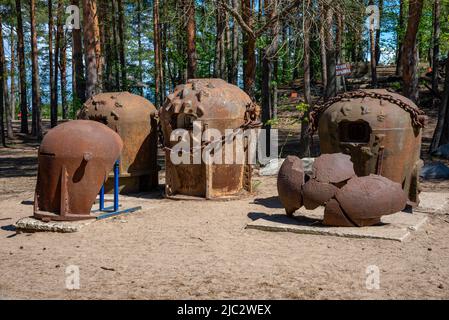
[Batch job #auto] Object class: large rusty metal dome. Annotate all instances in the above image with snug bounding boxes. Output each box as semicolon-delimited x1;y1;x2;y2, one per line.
160;78;260;200
34;120;123;221
160;78;257;140
78;92;159;194
310;89;425;205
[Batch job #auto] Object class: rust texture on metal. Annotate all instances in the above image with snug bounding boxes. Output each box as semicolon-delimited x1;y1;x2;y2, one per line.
312;153;356;183
160;78;261;200
334;175;407;225
34;120;123;222
277;153;408;227
302;179;339;210
277;156;305;215
78;92;159;194
309;89;424;205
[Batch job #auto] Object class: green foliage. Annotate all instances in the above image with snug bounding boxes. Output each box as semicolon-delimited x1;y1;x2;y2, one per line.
296;102;310;122
265;118;279;126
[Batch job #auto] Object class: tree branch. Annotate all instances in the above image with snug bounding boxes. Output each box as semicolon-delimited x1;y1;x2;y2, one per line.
218;0;256;39
254;0;301;38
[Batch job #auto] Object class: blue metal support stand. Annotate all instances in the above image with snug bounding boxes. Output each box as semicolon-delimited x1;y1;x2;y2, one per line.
95;160;142;220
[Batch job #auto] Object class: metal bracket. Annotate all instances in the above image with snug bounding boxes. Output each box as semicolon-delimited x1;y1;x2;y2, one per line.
95;160;142;220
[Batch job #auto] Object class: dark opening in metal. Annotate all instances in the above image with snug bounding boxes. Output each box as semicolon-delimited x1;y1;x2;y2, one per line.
338;120;371;144
171;114;195;130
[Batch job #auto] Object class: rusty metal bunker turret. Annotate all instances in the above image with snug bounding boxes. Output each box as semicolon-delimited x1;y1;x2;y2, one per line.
160;78;261;200
309;89;426;206
78;92;159;194
34;120;123;222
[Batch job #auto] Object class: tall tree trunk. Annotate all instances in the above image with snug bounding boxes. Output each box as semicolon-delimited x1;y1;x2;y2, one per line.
153;0;163;107
375;0;383;64
117;0;126;90
30;0;42;138
97;0;107;91
319;3;327;94
160;1;167;98
262;0;280;126
215;6;226;79
185;0;197;80
16;0;28;134
100;0;112;91
335;9;344;92
281;25;288;83
230;0;239;85
242;0;255;99
83;0;100;99
60;30;68;119
94;2;102;91
369;0;378;88
72;0;86;104
0;16;6;146
6;27;15;137
1;23;13;138
137;0;144;96
324;4;336;100
111;0;120;91
431;0;440;101
225;7;232;82
299;0;312;157
401;0;424;102
431;56;449;150
396;0;404;75
49;0;57;128
52;0;64;128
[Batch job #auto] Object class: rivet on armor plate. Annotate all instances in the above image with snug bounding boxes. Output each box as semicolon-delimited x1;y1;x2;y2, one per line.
181;88;190;99
361;105;370;115
341;105;352;116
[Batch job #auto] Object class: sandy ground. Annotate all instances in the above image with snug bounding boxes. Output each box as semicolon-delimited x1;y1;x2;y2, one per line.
1;147;449;300
1;103;449;300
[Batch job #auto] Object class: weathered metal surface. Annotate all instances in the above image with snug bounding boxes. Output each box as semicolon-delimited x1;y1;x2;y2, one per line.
34;120;123;222
277;156;305;215
312;153;355;183
335;175;407;224
310;89;424;205
160;78;261;200
302;179;338;210
277;154;408;227
78;92;158;194
323;199;354;227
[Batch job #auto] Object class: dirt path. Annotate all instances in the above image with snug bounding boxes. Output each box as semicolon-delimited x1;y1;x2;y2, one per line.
1;156;449;299
1;109;449;300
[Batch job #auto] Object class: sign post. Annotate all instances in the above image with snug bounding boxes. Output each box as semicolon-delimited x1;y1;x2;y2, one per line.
336;63;351;92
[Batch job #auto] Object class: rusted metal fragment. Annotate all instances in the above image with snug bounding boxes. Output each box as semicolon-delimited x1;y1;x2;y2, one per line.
34;120;123;222
160;79;261;200
314;89;423;204
335;175;407;223
323;199;355;227
78;92;158;194
302;179;338;210
312;153;356;183
351;217;382;227
277;156;304;215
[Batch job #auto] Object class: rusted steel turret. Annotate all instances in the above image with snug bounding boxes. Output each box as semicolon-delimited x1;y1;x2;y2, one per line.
34;120;123;222
78;92;159;194
160;78;261;200
277;153;407;227
309;89;426;206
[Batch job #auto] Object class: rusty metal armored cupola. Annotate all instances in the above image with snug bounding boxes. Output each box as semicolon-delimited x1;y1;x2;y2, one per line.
34;120;123;222
78;92;159;194
309;89;426;205
160;78;261;200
